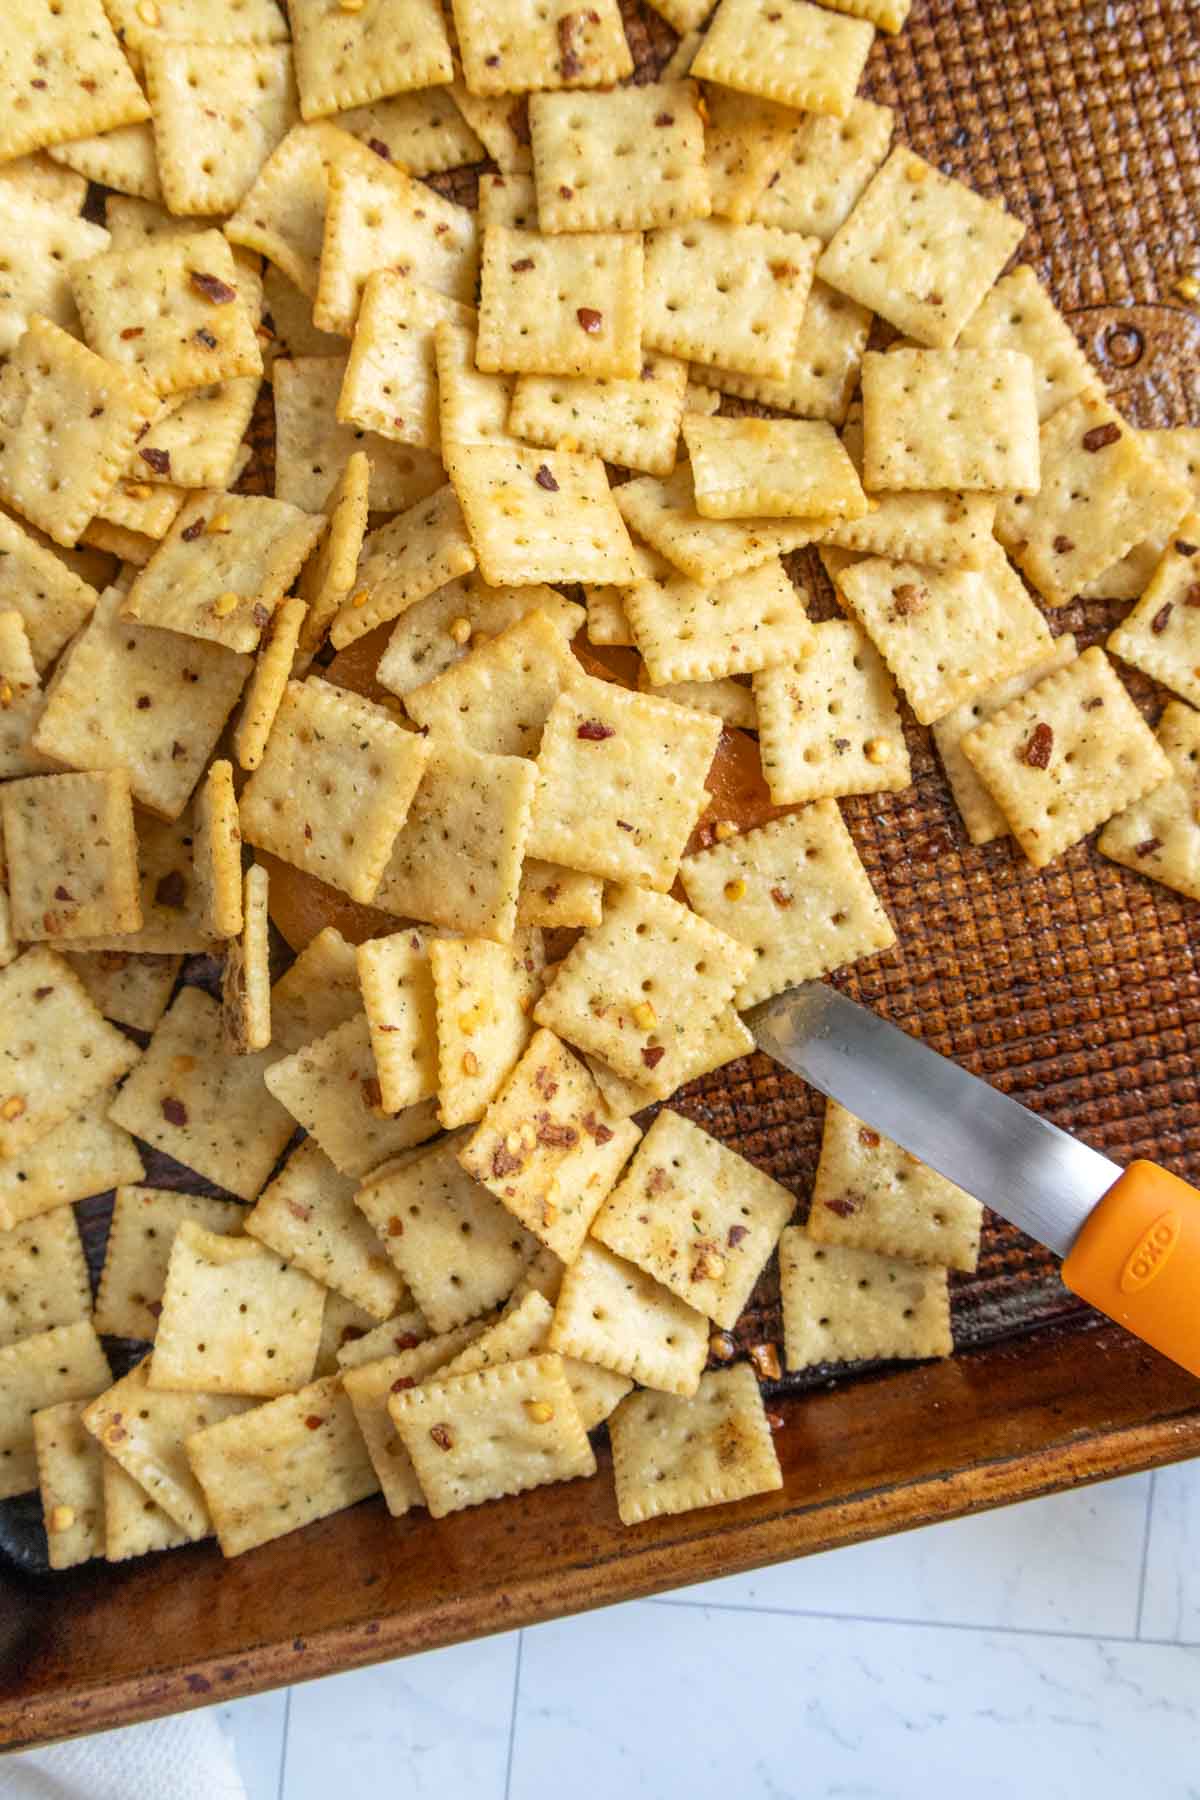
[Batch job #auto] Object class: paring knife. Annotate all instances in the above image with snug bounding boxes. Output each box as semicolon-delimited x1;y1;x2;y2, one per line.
747;982;1200;1380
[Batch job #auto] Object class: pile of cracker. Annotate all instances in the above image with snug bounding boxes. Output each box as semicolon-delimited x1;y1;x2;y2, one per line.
1;0;1198;1565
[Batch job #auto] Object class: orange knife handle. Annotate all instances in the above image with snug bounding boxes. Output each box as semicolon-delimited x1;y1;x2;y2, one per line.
1062;1161;1200;1379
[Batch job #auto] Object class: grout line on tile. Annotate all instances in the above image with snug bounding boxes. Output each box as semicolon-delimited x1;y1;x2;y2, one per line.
275;1687;292;1800
1135;1469;1157;1639
503;1630;524;1800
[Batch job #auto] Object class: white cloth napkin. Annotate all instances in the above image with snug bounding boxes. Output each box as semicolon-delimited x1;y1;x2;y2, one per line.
0;1710;246;1800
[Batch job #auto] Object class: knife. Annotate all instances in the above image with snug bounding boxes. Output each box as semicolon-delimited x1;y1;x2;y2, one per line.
747;982;1200;1380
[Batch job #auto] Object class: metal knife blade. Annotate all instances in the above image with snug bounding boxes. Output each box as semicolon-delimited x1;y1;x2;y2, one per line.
746;982;1122;1258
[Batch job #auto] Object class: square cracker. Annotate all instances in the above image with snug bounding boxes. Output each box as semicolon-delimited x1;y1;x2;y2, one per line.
34;1398;105;1569
958;264;1100;423
0;948;139;1157
961;646;1172;868
818;146;1025;348
0;1208;91;1349
0;154;88;213
476;224;644;380
752;97;893;240
754;618;910;804
94;1185;245;1341
0;0;149;162
288;0;452;122
448;443;638;587
779;1228;952;1369
680;806;896;1008
246;1138;407;1320
822;410;1000;567
240;678;430;903
103;1456;189;1560
374;739;536;943
450;0;633;97
0;612;51;779
294;450;369;666
269;925;362;1054
376;574;582;701
0;1320;110;1500
529;83;709;234
0;508;97;671
63;805;224;958
186;1372;379;1556
221;864;271;1054
72;230;262;398
584;581;633;647
683;415;867;521
613;467;820;585
357;929;439;1114
125;379;260;494
123;494;323;656
339;1321;484;1514
108;986;295;1201
452;89;533;176
233;596;309;770
388;1354;595;1518
333;91;484;177
478;171;538;232
861;348;1040;495
273;355;444;513
610;1364;783;1526
549;1241;708;1396
807;1100;983;1272
639;671;757;729
145;42;297;216
1081;428;1200;602
46;121;161;204
65;951;182;1034
643;219;817;381
104;0;289;56
1108;517;1200;708
315;158;478;335
1098;700;1200;903
0;318;159;549
226;121;363;298
517;859;603;931
151;1219;324;1396
689;279;872;427
0;188;108;356
837;547;1054;726
0;1090;144;1233
592;1109;795;1331
33;586;251;822
624;555;813;685
584;1004;754;1120
508;353;689;479
435;320;518;451
355;1131;538;1332
339;273;474;458
702;87;796;226
264;1014;442;1179
441;1290;632;1432
406;608;583;759
331;484;477;649
528;675;719;889
430;932;542;1128
534;885;752;1096
693;0;873;116
2;770;141;942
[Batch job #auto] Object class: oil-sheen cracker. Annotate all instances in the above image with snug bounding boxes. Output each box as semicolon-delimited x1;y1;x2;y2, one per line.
448;443;638;587
429;932;542;1129
0;1090;144;1233
642;219;818;380
0;0;150;162
93;1185;245;1342
693;0;874;117
752;98;893;240
273;354;444;513
682;414;868;520
860;347;1041;494
246;1138;409;1321
1098;700;1200;905
450;0;633;98
33;1398;105;1569
0;1319;110;1500
609;1364;782;1526
780;1228;952;1369
528;83;710;234
0;948;139;1156
1108;518;1200;709
475;224;644;380
754;618;910;804
287;0;453;123
1;769;142;942
548;1241;709;1396
0;1207;91;1349
264;1013;442;1180
144;41;298;217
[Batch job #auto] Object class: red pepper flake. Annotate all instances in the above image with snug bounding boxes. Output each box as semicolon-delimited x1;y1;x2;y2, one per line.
161;1097;188;1126
53;884;72;901
154;869;186;909
577;719;615;740
537;1121;579;1148
557;11;586;77
858;1126;880;1147
189;270;237;305
765;1410;785;1433
534;463;559;491
429;1423;454;1450
824;1195;859;1218
361;1076;383;1110
484;52;501;65
641;1045;666;1070
558;184;574;200
1082;695;1104;711
1135;836;1162;858
1053;534;1075;554
533;1065;559;1099
391;1375;417;1394
286;1199;312;1222
367;137;391;159
181;517;205;540
576;306;603;333
1082;421;1121;452
749;1342;781;1381
304;1415;324;1431
616;819;634;831
194;327;218;349
119;326;144;340
171;739;186;759
30;78;47;89
138;446;170;476
386;1215;403;1237
582;1111;613;1145
491;1143;524;1179
727;1224;749;1248
1022;722;1053;768
890;582;923;615
1151;602;1174;634
511;257;534;272
654;111;674;126
393;1332;422;1351
33;985;53;1000
507;100;531;146
1186;583;1200;607
1176;540;1199;557
769;887;793;909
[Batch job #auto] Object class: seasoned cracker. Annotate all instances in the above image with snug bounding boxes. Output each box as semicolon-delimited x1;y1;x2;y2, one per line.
476;224;644;380
33;1398;104;1569
1108;517;1200;708
407;608;582;758
221;864;271;1054
77;519;156;566
269;925;362;1054
339;1321;482;1513
0;188;108;355
103;1454;190;1560
2;770;141;942
331;484;477;648
548;1241;707;1396
338;272;474;454
450;0;633;98
451;86;533;175
356;928;439;1113
315;157;478;335
957;264;1099;423
703;86;796;225
684;415;867;520
440;1289;630;1431
190;762;242;944
643;219;817;380
64;951;182;1033
529;83;709;234
1082;428;1200;602
264;1013;441;1178
693;0;874;115
584;1005;754;1119
376;574;582;699
294;451;369;667
0;0;149;162
125;378;260;494
448;442;638;587
624;555;813;684
478;171;539;231
0;1091;141;1236
861;347;1040;494
0;1318;110;1500
262;265;345;366
145;41;296;216
65;806;219;956
0;508;97;670
754;618;910;803
823;411;1000;566
639;671;757;729
314;1290;381;1375
334;89;484;176
753;97;893;239
0;948;139;1157
290;0;452;120
273;354;444;513
583;582;634;647
690;279;872;426
104;0;289;57
233;597;309;770
47;120;161;202
435;319;518;451
610;1364;782;1525
1098;700;1200;903
0;154;88;214
333;1306;429;1371
516;859;604;930
0;610;51;779
614;467;821;585
779;1228;952;1368
94;474;186;543
226;121;363;297
246;1138;407;1319
94;1185;245;1341
508;354;689;478
0;1207;91;1349
430;932;542;1128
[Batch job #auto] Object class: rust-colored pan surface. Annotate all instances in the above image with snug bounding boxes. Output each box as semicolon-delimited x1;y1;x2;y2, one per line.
3;0;1200;1753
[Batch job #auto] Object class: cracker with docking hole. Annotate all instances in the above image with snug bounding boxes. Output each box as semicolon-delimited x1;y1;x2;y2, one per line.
479;171;539;234
434;319;518;450
451;87;534;176
510;1244;565;1307
48;120;161;202
639;671;758;729
406;609;583;759
703;87;797;225
270;925;361;1054
0;1320;111;1501
294;451;369;667
818;145;1025;348
32;587;251;822
72;230;262;398
315;1291;382;1377
449;443;638;587
0;948;140;1157
680;806;896;1008
957;264;1100;423
221;864;271;1055
103;1454;190;1560
332;485;477;649
684;415;868;521
754;618;910;804
584;582;634;646
1;770;141;943
374;738;536;943
150;1220;325;1397
338;272;475;454
0;610;50;779
861;348;1041;494
0;0;150;162
807;1099;983;1271
450;0;633;98
0;1092;143;1233
779;1228;953;1369
0;509;96;671
442;1289;632;1431
690;280;873;427
529;83;709;234
823;409;1000;567
144;41;297;217
0;318;160;549
508;354;689;478
264;1013;442;1179
609;1363;783;1526
476;224;644;380
193;762;243;941
388;1353;595;1518
225;122;369;298
1098;700;1200;903
357;929;440;1115
233;597;309;770
548;1240;708;1396
340;1321;486;1514
517;860;604;930
614;468;822;585
33;1398;104;1569
0;1207;91;1349
642;219;818;381
239;678;430;903
93;1186;246;1342
533;884;753;1097
356;1131;538;1332
1108;517;1200;708
262;266;345;365
537;1108;642;1262
591;1109;795;1332
1081;428;1200;601
245;1138;408;1320
333;89;484;176
376;575;582;699
64;951;182;1035
274;355;444;513
185;1372;380;1557
288;0;453;122
960;646;1172;869
837;547;1054;726
124;379;260;494
104;0;289;54
95;477;186;543
430;932;543;1129
693;0;873;115
314;159;478;336
0;189;108;356
333;1306;429;1371
63;803;220;957
624;555;813;685
752;97;894;239
0;155;88;213
108;986;295;1200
